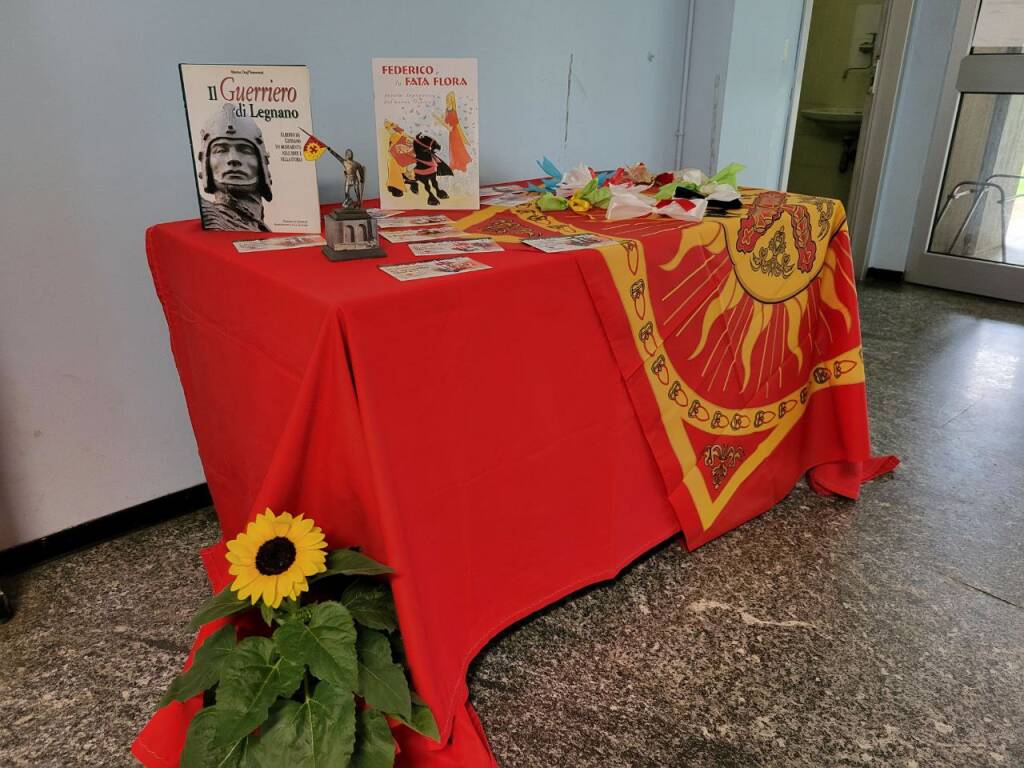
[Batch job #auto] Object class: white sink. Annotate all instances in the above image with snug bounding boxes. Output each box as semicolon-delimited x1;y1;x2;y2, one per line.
801;107;864;132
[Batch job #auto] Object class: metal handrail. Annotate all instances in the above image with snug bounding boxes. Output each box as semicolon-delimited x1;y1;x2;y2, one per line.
933;174;1024;263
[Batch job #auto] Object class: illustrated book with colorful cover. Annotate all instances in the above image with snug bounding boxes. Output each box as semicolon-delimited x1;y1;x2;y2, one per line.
372;58;479;211
179;64;321;233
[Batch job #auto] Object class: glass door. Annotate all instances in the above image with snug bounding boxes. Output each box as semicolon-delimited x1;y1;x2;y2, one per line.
907;0;1024;301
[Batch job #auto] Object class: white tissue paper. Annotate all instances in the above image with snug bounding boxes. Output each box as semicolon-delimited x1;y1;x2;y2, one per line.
606;189;708;222
556;164;596;197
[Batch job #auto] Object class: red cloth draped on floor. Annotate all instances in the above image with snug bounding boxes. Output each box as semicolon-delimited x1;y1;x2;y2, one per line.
134;186;894;766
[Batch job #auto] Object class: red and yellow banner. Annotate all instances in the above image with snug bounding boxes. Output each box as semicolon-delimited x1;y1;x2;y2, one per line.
457;188;891;548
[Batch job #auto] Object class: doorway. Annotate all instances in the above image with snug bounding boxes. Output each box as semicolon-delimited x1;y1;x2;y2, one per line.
784;0;913;278
907;0;1024;302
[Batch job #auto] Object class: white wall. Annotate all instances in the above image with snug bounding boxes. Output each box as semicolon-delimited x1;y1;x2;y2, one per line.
717;0;808;189
867;0;961;271
0;0;690;549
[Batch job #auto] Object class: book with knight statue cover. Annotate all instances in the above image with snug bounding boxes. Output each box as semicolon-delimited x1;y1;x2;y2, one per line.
180;64;321;233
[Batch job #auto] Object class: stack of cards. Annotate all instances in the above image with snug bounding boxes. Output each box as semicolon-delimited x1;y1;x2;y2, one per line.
481;184;537;208
375;214;452;229
380;257;491;281
379;226;467;244
522;234;619;253
233;235;326;253
408;238;503;257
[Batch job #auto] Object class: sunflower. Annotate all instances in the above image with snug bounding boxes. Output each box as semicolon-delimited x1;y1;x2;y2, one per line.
226;508;328;608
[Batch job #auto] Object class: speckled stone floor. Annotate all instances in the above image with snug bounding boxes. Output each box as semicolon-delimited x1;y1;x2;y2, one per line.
1;279;1022;767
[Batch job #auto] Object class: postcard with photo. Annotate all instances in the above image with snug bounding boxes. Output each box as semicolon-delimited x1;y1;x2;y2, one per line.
373;58;479;210
522;234;620;253
408;238;503;257
366;208;406;218
233;234;326;253
379;257;491;282
180;64;320;233
375;214;452;229
379;226;467;244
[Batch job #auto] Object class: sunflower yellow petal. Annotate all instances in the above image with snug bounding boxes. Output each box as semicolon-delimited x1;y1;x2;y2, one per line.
273;514;294;537
269;579;285;609
234;568;263;588
232;570;262;597
283;580;299;602
249;576;269;606
243;529;270;550
251;514;275;537
226;534;256;557
297;531;326;548
226;551;255;566
234;582;254;602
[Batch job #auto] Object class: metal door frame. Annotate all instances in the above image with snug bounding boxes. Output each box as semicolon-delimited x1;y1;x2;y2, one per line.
905;0;1024;302
848;0;915;279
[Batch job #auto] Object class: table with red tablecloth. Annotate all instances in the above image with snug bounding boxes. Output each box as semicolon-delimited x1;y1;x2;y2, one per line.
133;186;895;767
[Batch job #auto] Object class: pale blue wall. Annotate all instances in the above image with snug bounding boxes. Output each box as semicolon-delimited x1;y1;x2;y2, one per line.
718;0;807;188
679;1;735;173
867;0;961;271
0;0;689;547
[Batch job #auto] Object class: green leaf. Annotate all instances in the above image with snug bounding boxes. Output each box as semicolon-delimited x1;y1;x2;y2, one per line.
342;581;397;631
273;602;358;690
315;548;394;579
392;694;440;742
356;627;411;720
188;587;250;632
389;634;407;669
159;625;237;707
352;708;396;768
244;681;356;768
258;602;275;627
213;636;304;747
180;707;248;768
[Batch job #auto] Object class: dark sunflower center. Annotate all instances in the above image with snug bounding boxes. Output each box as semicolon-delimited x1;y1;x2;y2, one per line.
255;537;297;576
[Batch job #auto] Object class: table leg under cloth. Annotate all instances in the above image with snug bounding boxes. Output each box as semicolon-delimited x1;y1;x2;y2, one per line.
134;187;894;766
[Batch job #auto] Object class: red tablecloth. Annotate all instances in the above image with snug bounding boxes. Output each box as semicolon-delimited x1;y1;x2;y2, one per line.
134;188;892;767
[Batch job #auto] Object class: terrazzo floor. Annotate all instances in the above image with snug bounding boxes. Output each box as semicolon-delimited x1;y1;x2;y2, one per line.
1;279;1022;767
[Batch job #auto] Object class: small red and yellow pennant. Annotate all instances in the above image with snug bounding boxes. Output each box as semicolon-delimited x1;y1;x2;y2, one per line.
303;134;327;161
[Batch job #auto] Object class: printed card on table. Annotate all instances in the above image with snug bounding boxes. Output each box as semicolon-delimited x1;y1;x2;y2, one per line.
482;192;537;207
373;58;479;211
379;226;467;244
408;238;503;257
379;257;491;281
376;214;452;229
522;234;620;253
233;234;325;253
482;184;528;195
